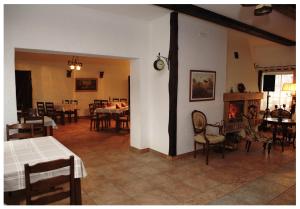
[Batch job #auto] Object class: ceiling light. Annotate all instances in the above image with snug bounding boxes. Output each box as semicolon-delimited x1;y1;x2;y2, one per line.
254;4;272;16
68;56;82;71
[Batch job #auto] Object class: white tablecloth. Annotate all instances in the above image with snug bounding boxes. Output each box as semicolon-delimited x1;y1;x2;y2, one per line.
20;116;57;129
55;104;78;112
94;106;128;114
4;136;87;192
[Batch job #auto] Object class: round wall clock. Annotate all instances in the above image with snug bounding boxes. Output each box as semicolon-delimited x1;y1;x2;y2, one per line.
153;58;165;71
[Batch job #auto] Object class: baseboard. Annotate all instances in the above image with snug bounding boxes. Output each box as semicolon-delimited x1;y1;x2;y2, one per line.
129;146;200;161
129;146;150;153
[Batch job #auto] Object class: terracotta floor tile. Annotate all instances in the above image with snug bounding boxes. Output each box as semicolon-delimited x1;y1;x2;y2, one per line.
5;119;295;205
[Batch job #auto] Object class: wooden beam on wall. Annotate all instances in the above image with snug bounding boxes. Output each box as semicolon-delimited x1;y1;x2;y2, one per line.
156;4;295;46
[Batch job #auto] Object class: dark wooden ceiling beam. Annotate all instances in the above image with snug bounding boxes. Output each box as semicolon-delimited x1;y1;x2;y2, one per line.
156;4;295;46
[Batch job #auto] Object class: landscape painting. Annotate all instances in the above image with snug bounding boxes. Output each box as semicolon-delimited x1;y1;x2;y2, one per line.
190;70;216;101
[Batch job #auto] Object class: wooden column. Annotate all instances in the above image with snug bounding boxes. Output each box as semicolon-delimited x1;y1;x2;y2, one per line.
168;12;178;156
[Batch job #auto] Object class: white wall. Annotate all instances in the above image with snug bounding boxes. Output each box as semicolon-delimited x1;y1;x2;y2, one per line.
226;31;258;92
148;14;170;154
252;45;296;67
177;14;227;155
4;5;153;148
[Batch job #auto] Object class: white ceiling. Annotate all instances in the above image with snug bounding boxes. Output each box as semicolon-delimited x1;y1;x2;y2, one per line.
77;4;295;43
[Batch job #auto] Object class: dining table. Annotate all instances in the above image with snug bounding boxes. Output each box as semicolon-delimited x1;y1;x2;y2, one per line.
20;116;57;136
4;136;87;205
55;104;79;124
94;106;129;132
263;117;296;144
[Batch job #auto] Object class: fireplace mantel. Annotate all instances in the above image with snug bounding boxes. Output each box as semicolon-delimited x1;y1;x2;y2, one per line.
224;92;263;102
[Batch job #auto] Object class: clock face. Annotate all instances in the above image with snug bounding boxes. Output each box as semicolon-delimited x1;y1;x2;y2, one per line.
154;59;165;71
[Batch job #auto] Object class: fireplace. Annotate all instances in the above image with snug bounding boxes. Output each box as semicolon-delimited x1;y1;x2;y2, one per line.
228;101;244;122
223;92;263;133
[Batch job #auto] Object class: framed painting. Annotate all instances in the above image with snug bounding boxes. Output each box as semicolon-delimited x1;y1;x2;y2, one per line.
189;70;216;101
75;78;97;92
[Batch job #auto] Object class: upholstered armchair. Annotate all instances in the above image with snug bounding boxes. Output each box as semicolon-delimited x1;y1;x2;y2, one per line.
191;110;225;165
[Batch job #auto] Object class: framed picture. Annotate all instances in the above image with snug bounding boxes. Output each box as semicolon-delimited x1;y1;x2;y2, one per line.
75;78;98;92
189;70;216;101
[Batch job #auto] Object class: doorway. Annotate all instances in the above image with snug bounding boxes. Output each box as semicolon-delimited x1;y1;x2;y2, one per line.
15;70;33;110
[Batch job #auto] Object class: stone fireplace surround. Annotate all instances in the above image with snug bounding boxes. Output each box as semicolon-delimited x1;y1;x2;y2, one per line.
223;92;263;133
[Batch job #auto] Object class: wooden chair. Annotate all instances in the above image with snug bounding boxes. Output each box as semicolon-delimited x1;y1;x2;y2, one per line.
242;115;273;155
24;156;75;205
120;98;127;103
6;123;34;141
24;116;46;137
191;110;225;165
36;102;45;116
100;100;108;107
112;98;119;102
119;110;130;129
45;102;63;122
89;103;97;130
270;108;292;151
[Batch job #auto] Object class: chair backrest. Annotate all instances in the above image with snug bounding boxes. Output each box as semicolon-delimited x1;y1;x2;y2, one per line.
94;100;101;104
112;98;119;102
45;102;55;115
24;156;75;205
36;102;45;116
191;110;207;134
120;98;127;102
6;123;34;141
24;116;45;135
64;100;70;104
100;100;108;107
89;103;95;116
270;108;291;119
73;100;78;105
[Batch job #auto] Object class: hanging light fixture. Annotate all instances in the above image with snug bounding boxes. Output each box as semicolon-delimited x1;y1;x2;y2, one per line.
254;4;272;16
68;56;82;71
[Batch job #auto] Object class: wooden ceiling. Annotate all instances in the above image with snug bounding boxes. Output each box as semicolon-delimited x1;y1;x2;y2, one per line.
273;5;296;20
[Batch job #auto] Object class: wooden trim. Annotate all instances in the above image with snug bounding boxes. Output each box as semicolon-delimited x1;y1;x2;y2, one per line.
129;146;203;161
223;92;263;101
129;146;150;154
156;4;295;46
168;12;179;156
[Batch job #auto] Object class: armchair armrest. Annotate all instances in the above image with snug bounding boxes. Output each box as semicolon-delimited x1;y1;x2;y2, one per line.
207;120;225;135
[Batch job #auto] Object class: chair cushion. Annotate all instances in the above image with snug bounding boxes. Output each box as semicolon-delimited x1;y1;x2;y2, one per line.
194;134;225;144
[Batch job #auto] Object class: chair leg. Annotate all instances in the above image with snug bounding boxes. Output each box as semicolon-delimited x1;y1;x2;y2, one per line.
203;144;205;154
206;143;209;165
263;143;266;151
193;141;196;158
222;142;225;159
281;140;284;152
90;120;92;131
268;142;272;155
247;141;251;152
245;140;248;150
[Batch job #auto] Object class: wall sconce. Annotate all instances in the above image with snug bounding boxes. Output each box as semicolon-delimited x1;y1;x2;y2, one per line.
153;52;169;71
99;71;104;78
66;70;72;78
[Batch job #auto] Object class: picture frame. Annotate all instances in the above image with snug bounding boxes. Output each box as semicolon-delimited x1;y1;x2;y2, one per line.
189;70;216;102
75;78;98;92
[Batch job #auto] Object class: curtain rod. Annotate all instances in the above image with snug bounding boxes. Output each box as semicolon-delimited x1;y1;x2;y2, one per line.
254;64;296;71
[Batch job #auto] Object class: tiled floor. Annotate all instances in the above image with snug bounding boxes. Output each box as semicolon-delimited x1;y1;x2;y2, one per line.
6;119;296;205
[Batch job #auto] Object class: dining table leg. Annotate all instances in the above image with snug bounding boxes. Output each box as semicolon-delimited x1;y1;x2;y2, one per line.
115;114;120;132
74;178;82;205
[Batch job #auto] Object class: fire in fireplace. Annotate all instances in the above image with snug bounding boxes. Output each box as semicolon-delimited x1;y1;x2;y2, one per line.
228;101;244;122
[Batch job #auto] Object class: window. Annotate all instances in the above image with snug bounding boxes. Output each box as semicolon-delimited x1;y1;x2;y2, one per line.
261;72;294;111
